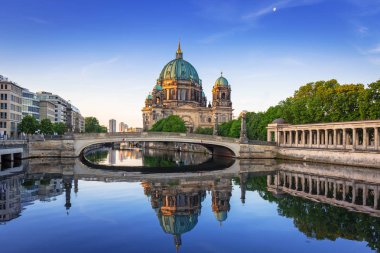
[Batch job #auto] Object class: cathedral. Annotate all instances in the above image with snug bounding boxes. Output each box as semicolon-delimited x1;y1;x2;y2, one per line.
142;43;233;132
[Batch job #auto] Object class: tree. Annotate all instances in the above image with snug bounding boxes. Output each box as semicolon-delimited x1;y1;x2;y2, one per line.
53;122;67;135
40;119;54;135
85;117;107;133
194;127;213;135
18;115;39;135
150;115;187;133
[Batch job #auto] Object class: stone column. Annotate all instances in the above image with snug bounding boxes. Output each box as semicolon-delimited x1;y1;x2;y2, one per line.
302;176;305;191
309;130;313;147
213;113;218;136
363;185;368;206
290;131;293;146
374;187;379;210
239;111;248;143
375;127;379;151
325;180;328;197
295;176;299;190
302;130;306;146
363;128;368;150
325;129;329;147
295;130;299;147
352;128;356;150
352;184;356;204
267;130;271;142
317;130;320;148
317;178;320;195
333;129;337;148
309;176;312;194
342;128;347;149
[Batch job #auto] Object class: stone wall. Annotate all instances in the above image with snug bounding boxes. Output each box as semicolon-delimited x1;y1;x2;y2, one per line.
239;144;277;159
28;140;75;158
278;147;380;169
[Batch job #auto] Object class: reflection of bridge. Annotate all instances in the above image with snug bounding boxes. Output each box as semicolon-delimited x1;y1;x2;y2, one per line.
28;132;277;159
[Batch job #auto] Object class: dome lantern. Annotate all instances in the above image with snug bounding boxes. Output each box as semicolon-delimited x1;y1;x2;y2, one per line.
176;41;183;59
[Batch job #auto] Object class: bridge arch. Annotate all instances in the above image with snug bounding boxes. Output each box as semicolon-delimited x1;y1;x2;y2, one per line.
73;132;241;158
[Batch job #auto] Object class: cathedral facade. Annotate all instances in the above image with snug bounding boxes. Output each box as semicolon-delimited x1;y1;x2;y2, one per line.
142;43;233;132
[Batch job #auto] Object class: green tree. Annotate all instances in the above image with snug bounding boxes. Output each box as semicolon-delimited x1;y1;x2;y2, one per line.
53;122;67;135
150;115;187;133
194;127;213;135
85;117;107;133
40;119;54;135
18;115;39;135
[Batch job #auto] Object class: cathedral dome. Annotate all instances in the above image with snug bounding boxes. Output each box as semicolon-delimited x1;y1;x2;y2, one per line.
158;214;198;235
158;43;200;84
214;74;229;87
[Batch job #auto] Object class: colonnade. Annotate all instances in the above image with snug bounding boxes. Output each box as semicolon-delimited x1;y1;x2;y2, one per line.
267;120;380;151
267;171;380;216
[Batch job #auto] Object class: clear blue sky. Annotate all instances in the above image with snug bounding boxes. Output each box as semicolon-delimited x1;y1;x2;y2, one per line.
1;0;379;127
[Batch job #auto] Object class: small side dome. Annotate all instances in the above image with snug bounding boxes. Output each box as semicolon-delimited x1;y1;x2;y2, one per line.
214;211;228;222
201;91;205;97
154;84;162;91
146;93;152;100
214;73;229;87
272;118;286;124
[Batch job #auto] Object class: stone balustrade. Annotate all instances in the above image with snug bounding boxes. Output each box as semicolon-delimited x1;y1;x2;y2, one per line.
267;120;380;151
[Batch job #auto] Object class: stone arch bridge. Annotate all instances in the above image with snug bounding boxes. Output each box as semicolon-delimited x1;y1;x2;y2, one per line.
27;132;277;159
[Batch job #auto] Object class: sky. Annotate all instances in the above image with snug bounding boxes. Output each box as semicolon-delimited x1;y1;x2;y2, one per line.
1;0;380;127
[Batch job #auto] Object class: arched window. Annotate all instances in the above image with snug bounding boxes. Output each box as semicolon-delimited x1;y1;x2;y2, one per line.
221;93;226;99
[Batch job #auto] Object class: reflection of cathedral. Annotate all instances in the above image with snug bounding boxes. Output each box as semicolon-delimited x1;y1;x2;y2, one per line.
142;179;232;250
142;42;233;132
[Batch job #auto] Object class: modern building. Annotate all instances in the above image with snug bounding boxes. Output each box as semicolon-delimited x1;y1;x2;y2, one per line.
127;127;143;133
66;103;85;133
39;100;55;122
22;89;40;120
142;43;233;132
119;122;128;132
109;119;116;133
36;91;69;123
0;75;23;137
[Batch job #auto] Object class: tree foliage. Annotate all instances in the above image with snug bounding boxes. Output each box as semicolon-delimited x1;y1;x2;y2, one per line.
218;79;380;140
53;122;67;135
85;117;107;133
194;127;213;135
18;115;40;134
150;115;187;133
40;119;54;135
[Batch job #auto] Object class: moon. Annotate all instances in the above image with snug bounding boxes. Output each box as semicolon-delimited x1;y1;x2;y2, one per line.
273;7;277;12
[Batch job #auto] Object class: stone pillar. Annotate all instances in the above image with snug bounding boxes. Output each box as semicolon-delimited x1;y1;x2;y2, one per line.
302;130;306;146
213;113;218;136
295;176;299;190
333;181;337;199
267;130;271;142
325;129;329;147
309;130;313;147
342;128;346;149
239;111;248;143
342;182;346;201
290;131;293;146
363;128;368;150
333;129;337;148
352;128;356;150
375;127;379;151
295;131;299;147
325;180;328;197
317;130;320;148
363;185;367;206
352;184;356;204
317;178;320;195
309;176;312;194
301;176;305;192
374;187;379;210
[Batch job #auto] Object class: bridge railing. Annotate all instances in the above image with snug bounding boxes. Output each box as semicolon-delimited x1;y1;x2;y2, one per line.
70;132;276;146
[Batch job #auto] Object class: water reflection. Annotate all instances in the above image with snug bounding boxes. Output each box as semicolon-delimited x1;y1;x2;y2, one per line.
142;178;232;249
85;148;212;167
0;158;380;252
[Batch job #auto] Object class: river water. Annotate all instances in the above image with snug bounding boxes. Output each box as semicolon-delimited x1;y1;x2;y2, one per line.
0;147;379;253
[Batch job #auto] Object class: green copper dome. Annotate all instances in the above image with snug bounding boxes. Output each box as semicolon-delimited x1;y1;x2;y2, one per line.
215;74;229;87
158;214;198;235
159;59;200;83
147;93;152;99
154;84;162;91
158;44;200;83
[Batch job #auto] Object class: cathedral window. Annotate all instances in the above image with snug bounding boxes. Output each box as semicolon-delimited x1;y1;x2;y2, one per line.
221;93;226;99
